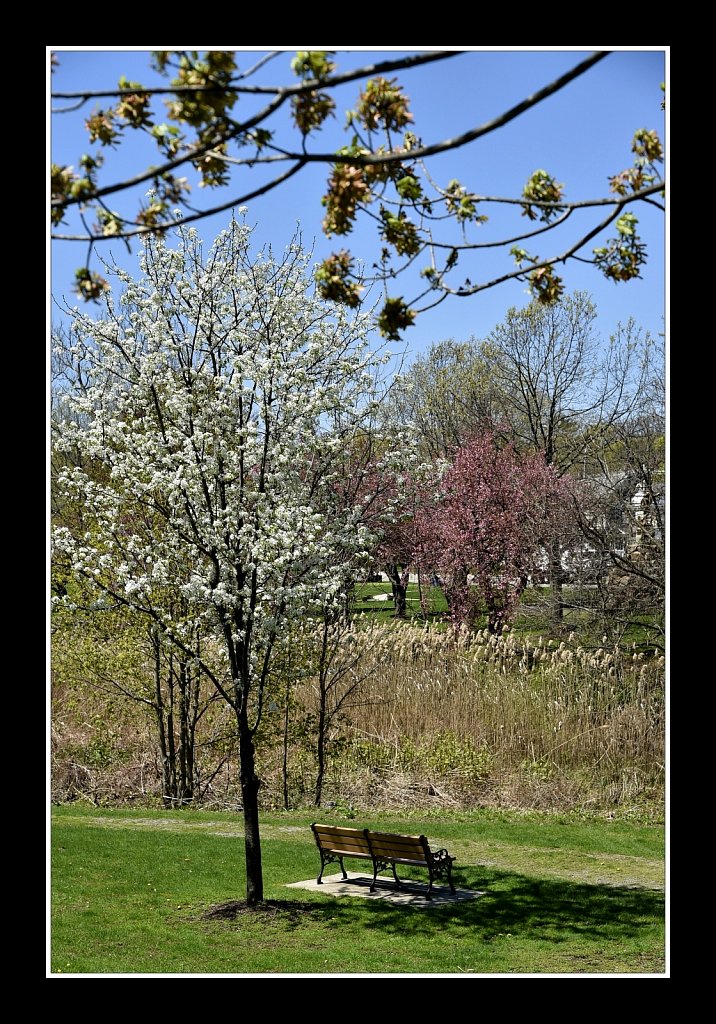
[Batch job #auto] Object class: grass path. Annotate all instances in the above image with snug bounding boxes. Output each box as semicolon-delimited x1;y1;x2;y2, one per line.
53;812;664;891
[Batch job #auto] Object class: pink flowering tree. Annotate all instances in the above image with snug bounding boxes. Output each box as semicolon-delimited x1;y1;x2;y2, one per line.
416;432;568;633
342;443;429;618
368;470;423;618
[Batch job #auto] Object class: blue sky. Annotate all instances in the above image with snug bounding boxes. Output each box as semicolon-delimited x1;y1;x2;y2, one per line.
50;47;666;361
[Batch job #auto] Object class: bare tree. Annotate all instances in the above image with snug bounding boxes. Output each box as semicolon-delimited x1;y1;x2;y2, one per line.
385;338;496;458
570;337;665;641
52;596;232;806
484;293;652;621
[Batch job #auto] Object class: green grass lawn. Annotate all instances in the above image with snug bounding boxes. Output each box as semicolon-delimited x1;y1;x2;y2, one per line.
354;582;662;648
51;806;665;975
353;582;443;623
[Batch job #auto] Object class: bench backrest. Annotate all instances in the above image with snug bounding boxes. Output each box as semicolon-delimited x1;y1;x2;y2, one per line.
364;830;431;863
312;823;372;857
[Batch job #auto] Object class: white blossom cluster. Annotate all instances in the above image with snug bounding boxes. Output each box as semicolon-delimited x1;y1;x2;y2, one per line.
53;220;414;708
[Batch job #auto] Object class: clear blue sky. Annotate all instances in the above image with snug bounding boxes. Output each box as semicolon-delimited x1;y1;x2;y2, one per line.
50;47;666;362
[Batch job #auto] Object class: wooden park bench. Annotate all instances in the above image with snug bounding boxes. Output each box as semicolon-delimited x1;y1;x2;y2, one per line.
311;823;456;900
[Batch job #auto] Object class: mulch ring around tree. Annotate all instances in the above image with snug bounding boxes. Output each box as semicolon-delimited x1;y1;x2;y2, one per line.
200;899;318;924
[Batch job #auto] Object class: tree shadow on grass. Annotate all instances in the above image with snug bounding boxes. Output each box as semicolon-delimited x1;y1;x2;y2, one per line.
306;866;664;944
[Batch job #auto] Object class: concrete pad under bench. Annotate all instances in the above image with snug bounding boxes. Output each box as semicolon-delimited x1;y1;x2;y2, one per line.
287;871;482;908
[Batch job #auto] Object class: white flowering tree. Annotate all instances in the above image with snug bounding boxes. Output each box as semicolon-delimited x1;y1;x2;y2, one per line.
52;216;398;904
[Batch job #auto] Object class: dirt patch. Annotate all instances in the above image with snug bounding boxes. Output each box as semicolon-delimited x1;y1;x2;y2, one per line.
201;899;318;924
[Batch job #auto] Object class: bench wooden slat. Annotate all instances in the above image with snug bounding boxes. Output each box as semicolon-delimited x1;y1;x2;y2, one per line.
312;824;366;838
368;845;427;861
365;831;429;861
313;828;368;843
365;830;423;841
372;856;427;866
312;824;372;857
365;831;424;840
321;843;372;856
366;847;428;864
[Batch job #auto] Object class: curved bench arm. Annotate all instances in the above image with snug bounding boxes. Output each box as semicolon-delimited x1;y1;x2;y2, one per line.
430;847;453;865
427;847;456;897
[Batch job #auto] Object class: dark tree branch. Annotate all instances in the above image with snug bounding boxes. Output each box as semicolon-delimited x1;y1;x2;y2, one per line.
462;185;664;209
51;50;459;101
425;208;575;251
52;159;308;241
253;51;610;167
238;51;283;80
53;91;291;208
642;196;666;211
52;96;91;113
415;200;627;306
52;178;662;246
51;51;607;212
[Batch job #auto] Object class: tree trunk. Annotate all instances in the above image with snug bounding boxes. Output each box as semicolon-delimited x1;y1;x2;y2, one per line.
179;661;190;803
238;714;263;905
314;693;326;808
282;681;290;811
152;633;173;808
151;630;200;807
549;540;565;623
386;564;407;618
342;581;355;621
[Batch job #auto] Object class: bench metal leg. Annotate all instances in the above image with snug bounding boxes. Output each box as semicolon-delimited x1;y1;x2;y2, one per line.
427;850;455;897
446;860;456;895
316;853;327;885
317;852;348;884
371;857;392;892
390;863;403;891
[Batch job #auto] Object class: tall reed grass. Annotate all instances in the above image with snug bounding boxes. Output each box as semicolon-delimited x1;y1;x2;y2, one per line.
285;622;664;811
52;619;664;813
